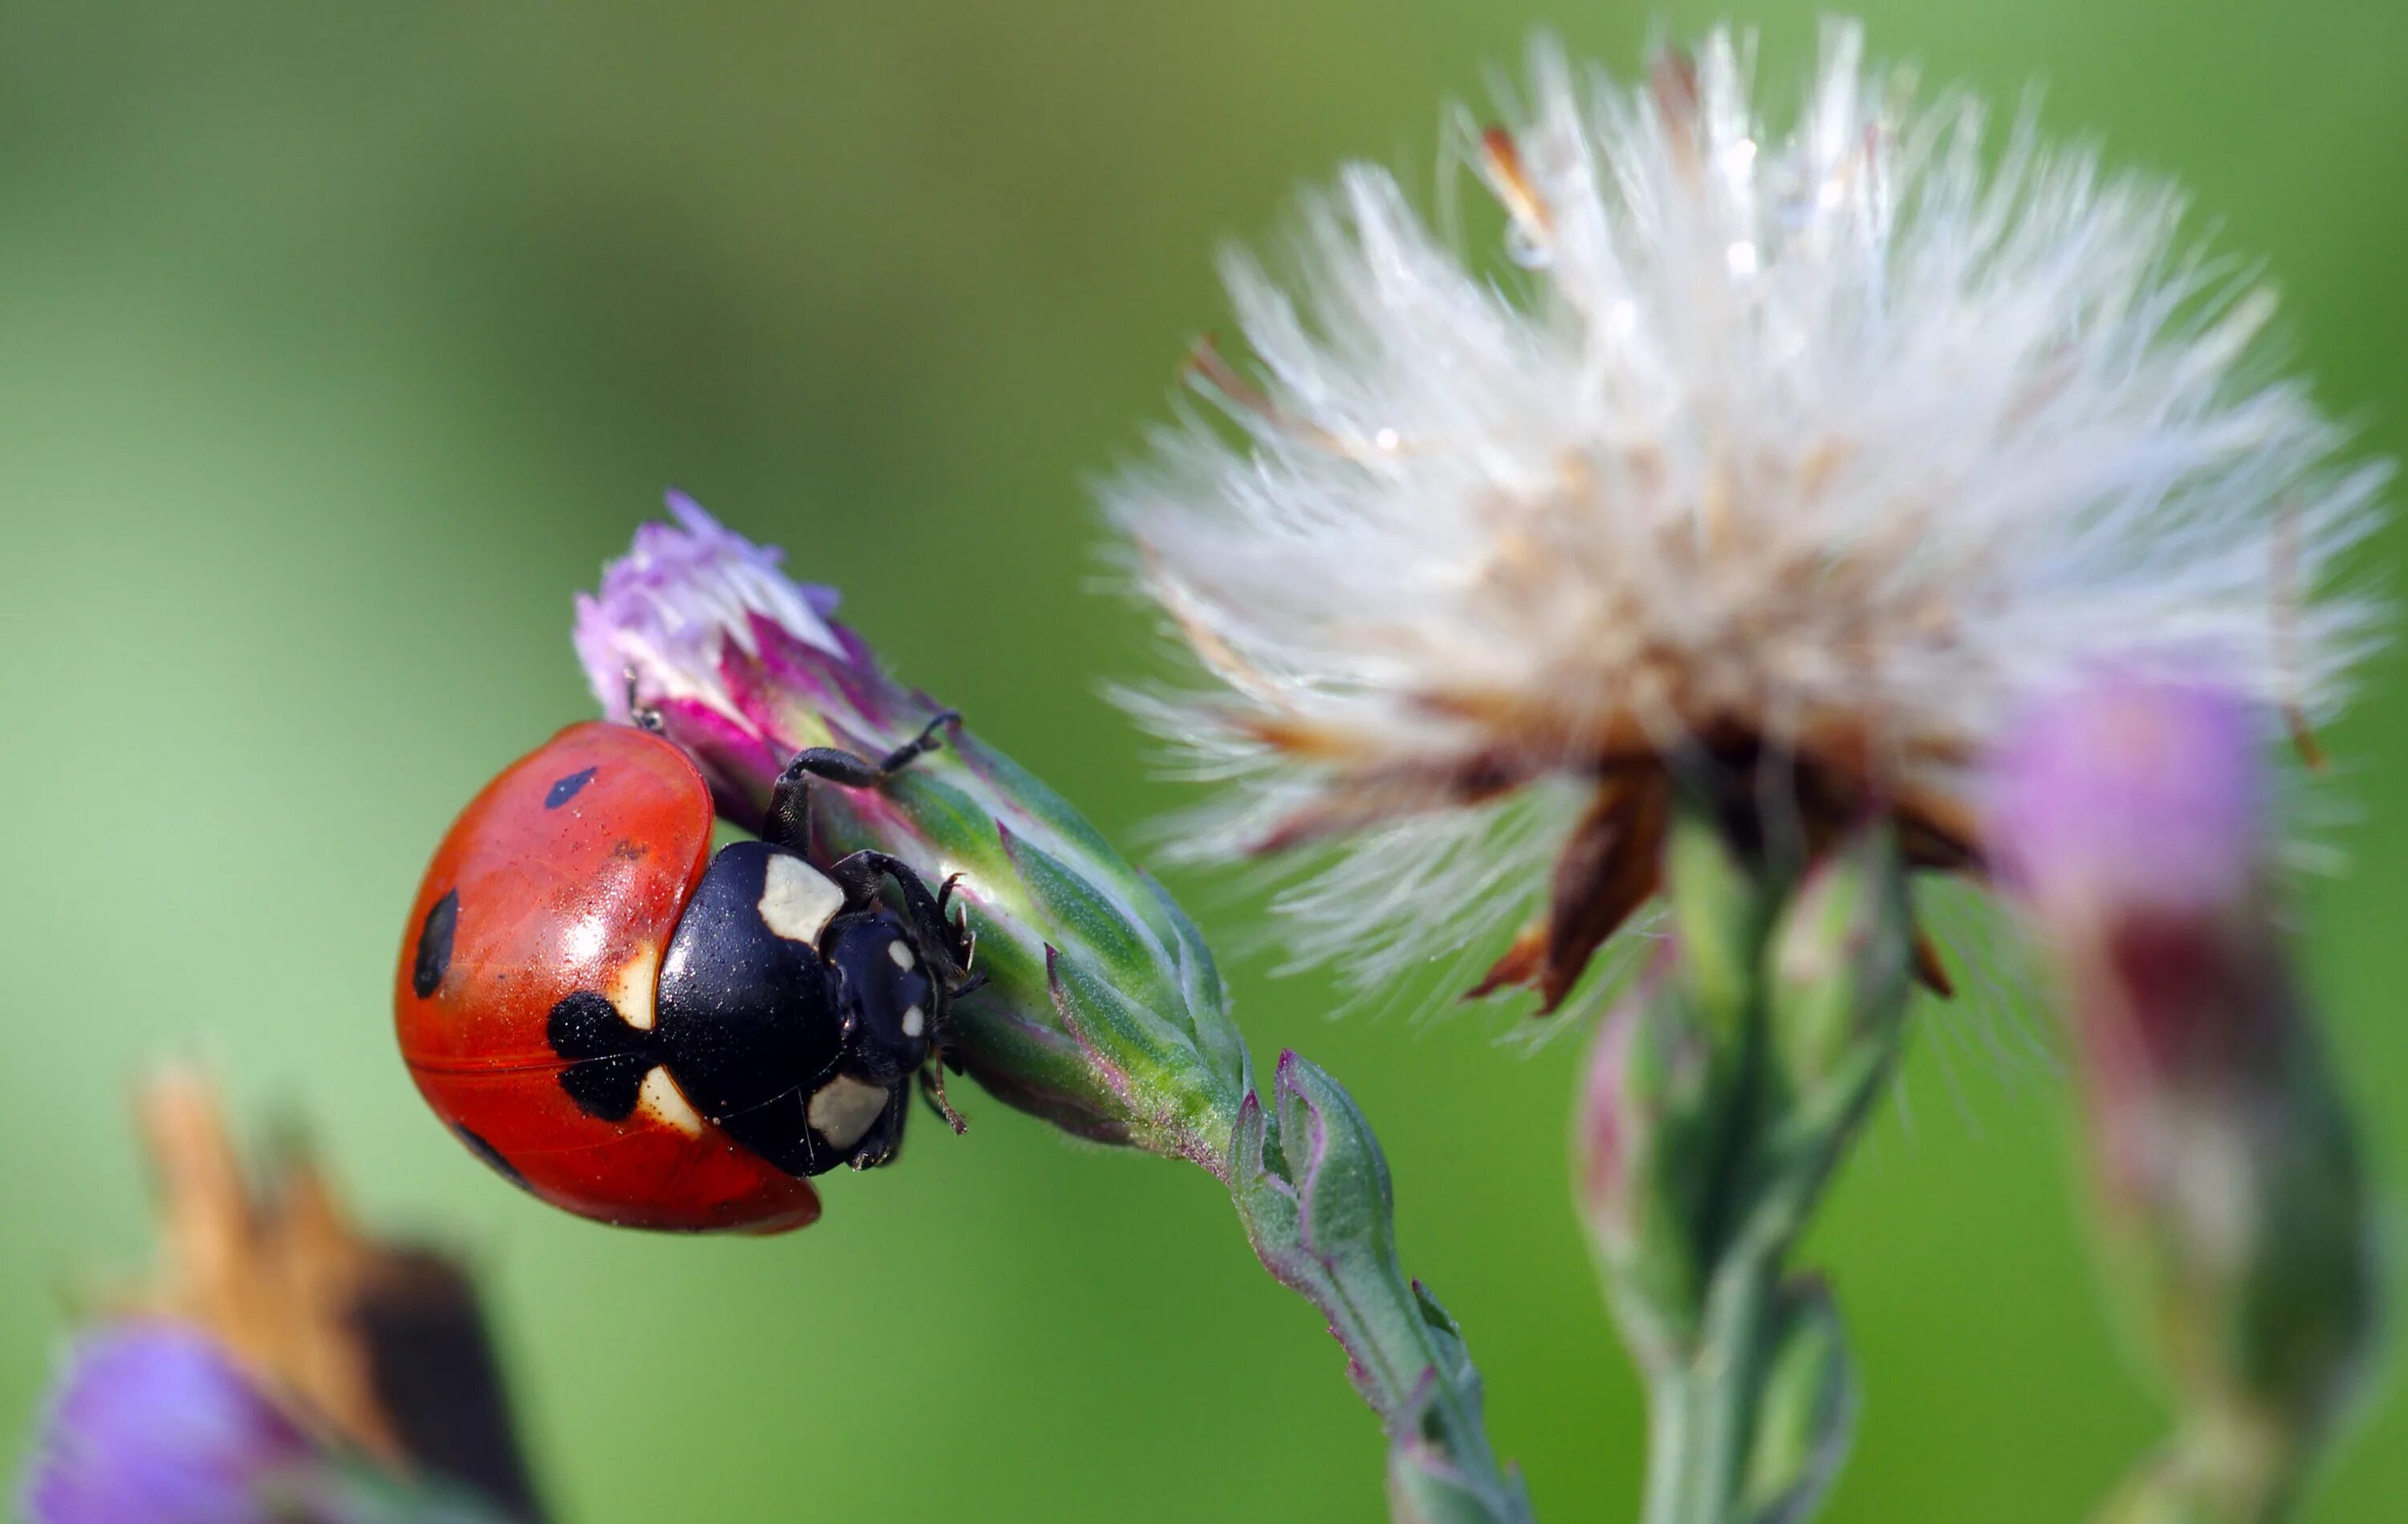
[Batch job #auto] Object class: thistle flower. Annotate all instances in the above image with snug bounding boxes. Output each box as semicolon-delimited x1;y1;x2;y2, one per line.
576;496;1531;1519
1988;675;2375;1519
1111;21;2383;1012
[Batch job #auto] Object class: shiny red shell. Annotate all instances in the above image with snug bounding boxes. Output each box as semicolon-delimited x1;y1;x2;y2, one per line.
395;722;823;1233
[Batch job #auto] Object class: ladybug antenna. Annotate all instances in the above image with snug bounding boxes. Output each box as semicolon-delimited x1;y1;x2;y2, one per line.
623;666;665;734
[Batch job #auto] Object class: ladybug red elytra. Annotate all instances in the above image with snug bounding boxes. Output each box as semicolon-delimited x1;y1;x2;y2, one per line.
394;711;975;1233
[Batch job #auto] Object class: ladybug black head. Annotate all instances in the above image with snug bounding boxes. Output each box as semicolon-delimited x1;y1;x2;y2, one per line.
825;912;942;1083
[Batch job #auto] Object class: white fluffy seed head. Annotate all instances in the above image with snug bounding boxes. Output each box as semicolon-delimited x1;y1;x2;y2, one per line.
1107;22;2386;998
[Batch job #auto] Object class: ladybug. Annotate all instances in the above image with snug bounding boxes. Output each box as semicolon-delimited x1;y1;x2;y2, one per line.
394;709;974;1233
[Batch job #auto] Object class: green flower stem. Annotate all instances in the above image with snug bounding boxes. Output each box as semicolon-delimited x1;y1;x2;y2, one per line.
1641;1260;1859;1524
1586;804;1911;1524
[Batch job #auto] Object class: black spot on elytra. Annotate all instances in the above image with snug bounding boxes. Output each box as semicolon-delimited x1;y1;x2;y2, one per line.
547;990;655;1121
544;766;599;809
450;1124;531;1192
412;890;458;998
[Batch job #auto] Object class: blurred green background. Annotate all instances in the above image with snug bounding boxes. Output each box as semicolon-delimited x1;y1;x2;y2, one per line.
3;2;2404;1520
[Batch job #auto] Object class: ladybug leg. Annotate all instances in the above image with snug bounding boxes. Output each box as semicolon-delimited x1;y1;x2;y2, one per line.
822;851;970;980
622;666;665;734
761;710;962;856
917;1063;968;1135
844;1086;912;1170
823;849;934;912
938;872;979;981
871;709;961;774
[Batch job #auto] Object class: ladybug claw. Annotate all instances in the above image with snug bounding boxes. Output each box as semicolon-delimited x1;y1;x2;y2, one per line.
873;709;961;774
622;666;664;734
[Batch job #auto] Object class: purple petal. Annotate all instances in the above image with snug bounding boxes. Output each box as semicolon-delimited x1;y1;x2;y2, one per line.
573;491;846;725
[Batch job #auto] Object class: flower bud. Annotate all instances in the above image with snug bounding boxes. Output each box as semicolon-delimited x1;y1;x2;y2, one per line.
1578;810;1914;1376
576;494;1249;1162
1574;944;1714;1365
1749;822;1915;1246
1764;825;1912;1107
1989;675;2376;1490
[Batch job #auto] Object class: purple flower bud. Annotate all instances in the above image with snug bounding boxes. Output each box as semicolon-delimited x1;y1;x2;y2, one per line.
1987;673;2374;1466
22;1323;315;1524
1986;676;2287;1192
574;494;1251;1159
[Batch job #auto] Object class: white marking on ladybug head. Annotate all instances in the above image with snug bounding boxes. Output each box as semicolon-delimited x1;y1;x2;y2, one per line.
610;941;661;1030
758;853;843;945
901;1004;925;1039
637;1066;704;1137
888;939;914;970
807;1073;889;1152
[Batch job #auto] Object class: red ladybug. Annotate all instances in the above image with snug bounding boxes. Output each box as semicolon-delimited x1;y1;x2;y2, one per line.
395;713;973;1233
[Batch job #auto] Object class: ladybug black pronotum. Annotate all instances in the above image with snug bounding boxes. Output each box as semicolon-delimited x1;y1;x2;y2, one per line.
394;710;975;1233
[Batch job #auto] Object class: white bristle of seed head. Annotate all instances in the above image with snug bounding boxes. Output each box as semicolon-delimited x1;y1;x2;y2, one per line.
1106;21;2387;998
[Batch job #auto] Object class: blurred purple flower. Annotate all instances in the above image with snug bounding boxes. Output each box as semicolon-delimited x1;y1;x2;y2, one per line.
1987;676;2289;1193
1987;674;2374;1500
22;1323;314;1524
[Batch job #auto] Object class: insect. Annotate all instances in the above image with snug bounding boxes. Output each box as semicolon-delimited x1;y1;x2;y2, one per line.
393;709;974;1233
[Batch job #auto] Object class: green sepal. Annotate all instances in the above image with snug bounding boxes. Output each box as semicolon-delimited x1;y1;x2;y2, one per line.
1145;877;1243;1089
1593;972;1719;1363
1738;1277;1857;1524
1003;823;1186;1025
1745;822;1914;1249
1763;824;1912;1110
1389;1432;1512;1524
1047;945;1240;1165
1662;797;1786;1042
